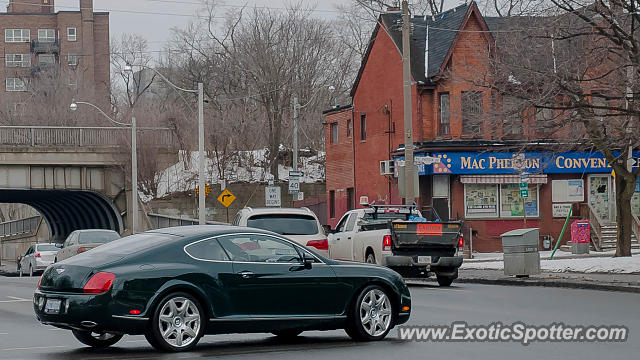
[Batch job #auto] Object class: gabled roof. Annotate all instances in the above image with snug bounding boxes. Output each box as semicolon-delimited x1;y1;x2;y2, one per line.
350;1;491;97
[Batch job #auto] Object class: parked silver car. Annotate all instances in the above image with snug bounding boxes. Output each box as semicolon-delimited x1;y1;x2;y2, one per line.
55;229;121;262
18;243;59;277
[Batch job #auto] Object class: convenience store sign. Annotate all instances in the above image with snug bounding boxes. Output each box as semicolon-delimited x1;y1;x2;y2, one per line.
405;151;640;175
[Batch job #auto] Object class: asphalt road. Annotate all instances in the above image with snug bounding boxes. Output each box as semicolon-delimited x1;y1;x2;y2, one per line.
1;276;639;360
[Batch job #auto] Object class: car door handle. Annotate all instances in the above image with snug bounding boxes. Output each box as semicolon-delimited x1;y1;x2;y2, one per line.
237;271;254;279
347;237;352;240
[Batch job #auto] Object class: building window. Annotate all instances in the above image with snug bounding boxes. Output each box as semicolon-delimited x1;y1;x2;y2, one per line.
330;123;338;143
464;183;540;218
38;54;55;66
5;29;30;43
534;107;554;137
67;53;79;66
5;54;31;68
464;184;499;218
346;119;352;137
360;113;366;141
67;28;77;42
329;190;336;218
499;184;539;217
502;96;523;136
68;73;77;87
439;93;450;136
38;29;55;42
347;188;355;211
462;91;483;135
6;78;27;92
11;102;27;116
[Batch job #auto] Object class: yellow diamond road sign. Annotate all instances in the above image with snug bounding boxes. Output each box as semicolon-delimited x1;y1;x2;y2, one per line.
217;189;236;208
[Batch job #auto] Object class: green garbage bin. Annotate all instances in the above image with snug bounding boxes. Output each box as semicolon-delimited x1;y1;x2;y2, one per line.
501;228;541;277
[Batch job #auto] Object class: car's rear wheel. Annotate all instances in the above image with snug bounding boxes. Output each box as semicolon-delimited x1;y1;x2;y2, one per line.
345;285;393;341
72;330;123;348
29;264;33;277
272;329;303;339
145;292;204;352
365;252;376;264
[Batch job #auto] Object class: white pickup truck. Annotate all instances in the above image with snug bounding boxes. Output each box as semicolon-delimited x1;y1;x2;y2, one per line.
327;205;464;286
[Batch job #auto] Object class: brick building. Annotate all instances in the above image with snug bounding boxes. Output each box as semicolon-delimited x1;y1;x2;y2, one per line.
1;0;110;113
324;2;640;252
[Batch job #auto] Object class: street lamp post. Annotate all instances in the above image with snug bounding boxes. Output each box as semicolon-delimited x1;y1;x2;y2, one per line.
124;64;206;225
70;100;138;234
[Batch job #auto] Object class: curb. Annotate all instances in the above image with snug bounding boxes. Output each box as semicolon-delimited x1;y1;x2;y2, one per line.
407;278;640;294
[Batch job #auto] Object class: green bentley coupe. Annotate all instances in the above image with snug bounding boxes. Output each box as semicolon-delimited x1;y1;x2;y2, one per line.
34;226;411;352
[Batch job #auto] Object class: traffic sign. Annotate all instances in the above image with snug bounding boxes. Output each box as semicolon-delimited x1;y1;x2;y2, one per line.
519;182;528;189
288;176;300;194
289;170;304;177
217;189;236;208
195;184;212;197
520;189;529;198
520;172;530;183
265;186;281;207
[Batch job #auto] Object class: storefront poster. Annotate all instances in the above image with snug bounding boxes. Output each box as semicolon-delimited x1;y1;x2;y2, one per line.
553;203;573;217
400;151;640;175
552;179;584;203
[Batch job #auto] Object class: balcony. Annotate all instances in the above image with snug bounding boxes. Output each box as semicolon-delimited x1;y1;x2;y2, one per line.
30;40;60;54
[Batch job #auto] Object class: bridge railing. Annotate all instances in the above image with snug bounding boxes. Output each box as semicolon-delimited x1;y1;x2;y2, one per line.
0;216;41;238
0;126;176;147
147;213;228;229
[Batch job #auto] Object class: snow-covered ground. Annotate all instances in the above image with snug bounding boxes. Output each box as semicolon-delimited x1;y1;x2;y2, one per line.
156;149;325;198
462;250;640;274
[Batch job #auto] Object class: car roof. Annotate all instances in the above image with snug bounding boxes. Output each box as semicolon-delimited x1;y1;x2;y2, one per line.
240;207;317;217
75;229;119;233
146;225;280;238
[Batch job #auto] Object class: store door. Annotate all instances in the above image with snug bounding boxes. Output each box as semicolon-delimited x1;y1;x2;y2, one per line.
432;175;450;221
588;175;614;222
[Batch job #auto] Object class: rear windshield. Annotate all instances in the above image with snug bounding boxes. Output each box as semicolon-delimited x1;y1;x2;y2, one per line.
36;244;59;252
86;233;177;256
78;231;120;244
247;214;318;235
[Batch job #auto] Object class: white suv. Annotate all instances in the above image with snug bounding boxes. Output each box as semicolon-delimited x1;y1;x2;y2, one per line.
233;207;328;257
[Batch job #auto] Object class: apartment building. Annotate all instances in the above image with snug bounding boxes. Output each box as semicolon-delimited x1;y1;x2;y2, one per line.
1;0;110;115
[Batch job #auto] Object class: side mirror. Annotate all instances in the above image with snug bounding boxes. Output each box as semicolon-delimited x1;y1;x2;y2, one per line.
322;225;333;235
303;253;314;269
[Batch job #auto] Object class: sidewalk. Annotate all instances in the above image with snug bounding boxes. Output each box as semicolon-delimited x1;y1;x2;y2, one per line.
0;260;18;277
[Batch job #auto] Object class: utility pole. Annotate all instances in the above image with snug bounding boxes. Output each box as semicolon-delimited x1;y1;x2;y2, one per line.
198;82;206;225
131;116;138;234
401;0;415;204
293;97;299;172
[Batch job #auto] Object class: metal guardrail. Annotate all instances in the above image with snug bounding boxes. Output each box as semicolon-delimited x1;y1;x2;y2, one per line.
0;216;41;238
0;126;175;148
147;213;227;230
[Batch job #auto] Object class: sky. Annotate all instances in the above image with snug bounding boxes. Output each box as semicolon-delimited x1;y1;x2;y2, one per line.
51;0;345;56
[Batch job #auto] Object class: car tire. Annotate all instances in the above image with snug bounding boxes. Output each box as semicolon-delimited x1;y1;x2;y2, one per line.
18;265;23;277
145;292;204;352
436;275;454;287
345;285;393;341
365;252;376;264
272;329;303;339
72;330;123;348
29;264;33;277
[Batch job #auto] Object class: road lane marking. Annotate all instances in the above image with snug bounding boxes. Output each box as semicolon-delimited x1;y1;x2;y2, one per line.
6;296;29;301
0;298;31;303
0;333;8;335
2;345;68;351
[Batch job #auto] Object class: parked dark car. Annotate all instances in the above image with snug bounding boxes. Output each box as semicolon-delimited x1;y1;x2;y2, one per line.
34;226;411;352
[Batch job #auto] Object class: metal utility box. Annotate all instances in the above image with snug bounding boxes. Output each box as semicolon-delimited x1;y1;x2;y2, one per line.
501;228;541;276
570;220;590;255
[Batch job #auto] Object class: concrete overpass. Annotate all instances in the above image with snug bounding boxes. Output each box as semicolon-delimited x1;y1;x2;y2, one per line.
0;126;176;249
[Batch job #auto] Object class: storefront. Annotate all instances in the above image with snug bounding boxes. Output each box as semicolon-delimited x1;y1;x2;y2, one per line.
395;150;640;252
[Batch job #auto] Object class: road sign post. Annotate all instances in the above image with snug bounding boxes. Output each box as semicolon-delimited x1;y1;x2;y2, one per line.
217;189;236;223
519;182;529;228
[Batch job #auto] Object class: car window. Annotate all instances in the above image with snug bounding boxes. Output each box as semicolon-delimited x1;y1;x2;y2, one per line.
78;231;120;244
25;246;34;255
36;244;59;252
185;238;230;261
217;234;302;263
335;213;350;232
87;233;177;256
346;214;358;232
246;214;319;235
65;233;76;247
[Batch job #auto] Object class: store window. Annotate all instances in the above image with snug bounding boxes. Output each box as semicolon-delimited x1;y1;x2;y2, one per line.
464;184;499;218
499;184;539;217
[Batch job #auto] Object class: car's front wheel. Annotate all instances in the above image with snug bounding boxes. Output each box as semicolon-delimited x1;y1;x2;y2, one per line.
345;285;393;341
145;292;204;352
18;264;22;277
72;330;123;348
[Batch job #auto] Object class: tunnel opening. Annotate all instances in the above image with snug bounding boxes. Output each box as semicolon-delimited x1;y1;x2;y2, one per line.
1;189;122;242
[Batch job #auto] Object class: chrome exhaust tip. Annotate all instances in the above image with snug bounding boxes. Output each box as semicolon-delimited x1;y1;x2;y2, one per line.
81;321;97;328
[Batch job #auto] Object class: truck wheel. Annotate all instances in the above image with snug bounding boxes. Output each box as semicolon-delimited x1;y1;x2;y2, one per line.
345;285;393;341
436;275;454;287
365;252;376;264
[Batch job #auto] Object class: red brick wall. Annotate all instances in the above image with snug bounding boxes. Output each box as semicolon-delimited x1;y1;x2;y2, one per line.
324;108;355;227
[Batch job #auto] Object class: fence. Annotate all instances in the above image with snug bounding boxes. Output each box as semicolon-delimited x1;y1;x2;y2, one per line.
0;216;41;238
0;126;176;148
147;213;227;230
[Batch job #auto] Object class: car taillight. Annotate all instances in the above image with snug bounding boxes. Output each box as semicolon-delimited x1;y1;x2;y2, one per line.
306;239;328;251
83;272;115;294
383;235;392;251
77;247;88;254
37;276;42;289
35;253;41;258
458;236;464;248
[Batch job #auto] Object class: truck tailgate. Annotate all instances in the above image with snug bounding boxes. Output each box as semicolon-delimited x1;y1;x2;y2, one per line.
390;221;462;248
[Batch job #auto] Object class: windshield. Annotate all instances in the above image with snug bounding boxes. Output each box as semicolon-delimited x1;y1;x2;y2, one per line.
36;244;59;252
87;233;177;256
247;214;319;235
78;231;121;244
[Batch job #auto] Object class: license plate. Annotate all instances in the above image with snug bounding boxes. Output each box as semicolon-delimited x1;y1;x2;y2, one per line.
417;256;431;264
44;299;61;314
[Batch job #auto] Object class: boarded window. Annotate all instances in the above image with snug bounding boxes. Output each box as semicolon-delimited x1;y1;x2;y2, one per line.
462;91;483;135
502;96;523;136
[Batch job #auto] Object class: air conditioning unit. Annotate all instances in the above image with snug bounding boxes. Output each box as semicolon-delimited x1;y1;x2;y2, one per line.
380;160;395;175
